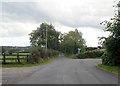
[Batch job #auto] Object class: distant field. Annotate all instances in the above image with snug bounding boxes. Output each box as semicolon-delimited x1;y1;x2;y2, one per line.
12;53;31;55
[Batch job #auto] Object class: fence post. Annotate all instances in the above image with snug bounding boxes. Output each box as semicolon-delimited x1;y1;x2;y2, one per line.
3;53;6;64
26;55;28;63
17;53;20;63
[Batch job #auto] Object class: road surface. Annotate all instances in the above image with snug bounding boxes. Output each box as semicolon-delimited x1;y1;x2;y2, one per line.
2;54;119;84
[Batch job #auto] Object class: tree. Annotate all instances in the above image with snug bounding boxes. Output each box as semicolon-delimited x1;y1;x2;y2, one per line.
100;2;120;66
29;23;60;51
29;23;61;61
60;29;86;54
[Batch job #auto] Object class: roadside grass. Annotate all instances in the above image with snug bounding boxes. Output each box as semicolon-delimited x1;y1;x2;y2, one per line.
97;64;120;74
66;54;101;59
65;54;77;59
1;57;54;68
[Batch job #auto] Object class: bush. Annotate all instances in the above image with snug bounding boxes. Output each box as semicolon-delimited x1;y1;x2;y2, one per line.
68;54;77;59
47;49;59;57
28;46;43;63
101;36;120;66
77;49;105;59
28;46;59;63
77;53;85;59
101;51;115;66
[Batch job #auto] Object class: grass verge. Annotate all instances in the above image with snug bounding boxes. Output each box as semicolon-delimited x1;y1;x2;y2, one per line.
65;54;77;59
97;64;120;75
1;57;54;68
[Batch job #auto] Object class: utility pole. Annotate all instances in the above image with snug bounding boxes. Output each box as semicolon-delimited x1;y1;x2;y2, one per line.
45;25;48;58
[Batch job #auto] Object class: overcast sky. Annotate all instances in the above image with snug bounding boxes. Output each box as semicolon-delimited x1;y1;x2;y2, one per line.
0;0;117;47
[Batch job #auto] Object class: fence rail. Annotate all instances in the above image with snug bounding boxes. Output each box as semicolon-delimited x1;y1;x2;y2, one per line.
0;53;30;64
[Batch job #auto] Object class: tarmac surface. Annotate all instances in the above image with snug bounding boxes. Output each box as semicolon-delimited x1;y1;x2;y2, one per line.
2;54;119;84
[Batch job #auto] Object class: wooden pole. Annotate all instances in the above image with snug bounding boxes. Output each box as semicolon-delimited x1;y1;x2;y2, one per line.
45;25;48;59
3;53;6;64
26;55;28;63
17;53;20;63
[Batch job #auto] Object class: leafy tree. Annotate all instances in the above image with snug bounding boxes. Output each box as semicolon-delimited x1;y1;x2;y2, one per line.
100;2;120;66
61;29;86;54
29;23;60;51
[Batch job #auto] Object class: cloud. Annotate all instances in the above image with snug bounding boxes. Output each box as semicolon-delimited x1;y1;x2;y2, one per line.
0;0;115;46
55;24;110;47
0;23;38;37
2;2;53;23
0;36;30;46
2;0;115;28
78;27;110;47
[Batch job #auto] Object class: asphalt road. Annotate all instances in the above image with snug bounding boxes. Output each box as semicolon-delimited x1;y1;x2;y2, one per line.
2;54;119;84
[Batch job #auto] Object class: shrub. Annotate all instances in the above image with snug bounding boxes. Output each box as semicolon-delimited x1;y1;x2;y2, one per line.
28;46;59;63
68;54;77;59
77;49;105;59
47;49;59;57
28;46;43;63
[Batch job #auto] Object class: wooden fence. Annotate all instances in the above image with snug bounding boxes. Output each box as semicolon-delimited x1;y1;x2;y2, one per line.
0;53;29;64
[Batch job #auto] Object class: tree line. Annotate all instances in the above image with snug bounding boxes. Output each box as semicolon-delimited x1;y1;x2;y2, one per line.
29;23;86;62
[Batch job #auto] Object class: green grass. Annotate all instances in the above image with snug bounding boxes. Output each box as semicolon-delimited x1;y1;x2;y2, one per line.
66;54;77;59
1;57;54;68
97;64;120;74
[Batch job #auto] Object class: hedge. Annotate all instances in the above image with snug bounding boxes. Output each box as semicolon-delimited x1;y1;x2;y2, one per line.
77;49;105;59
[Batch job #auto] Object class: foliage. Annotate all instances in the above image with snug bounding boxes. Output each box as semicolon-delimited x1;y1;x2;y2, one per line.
85;47;98;51
29;23;60;51
60;29;86;54
47;49;59;57
29;23;60;63
77;49;105;59
29;24;85;61
100;2;120;66
67;54;77;59
28;46;59;63
28;46;43;63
